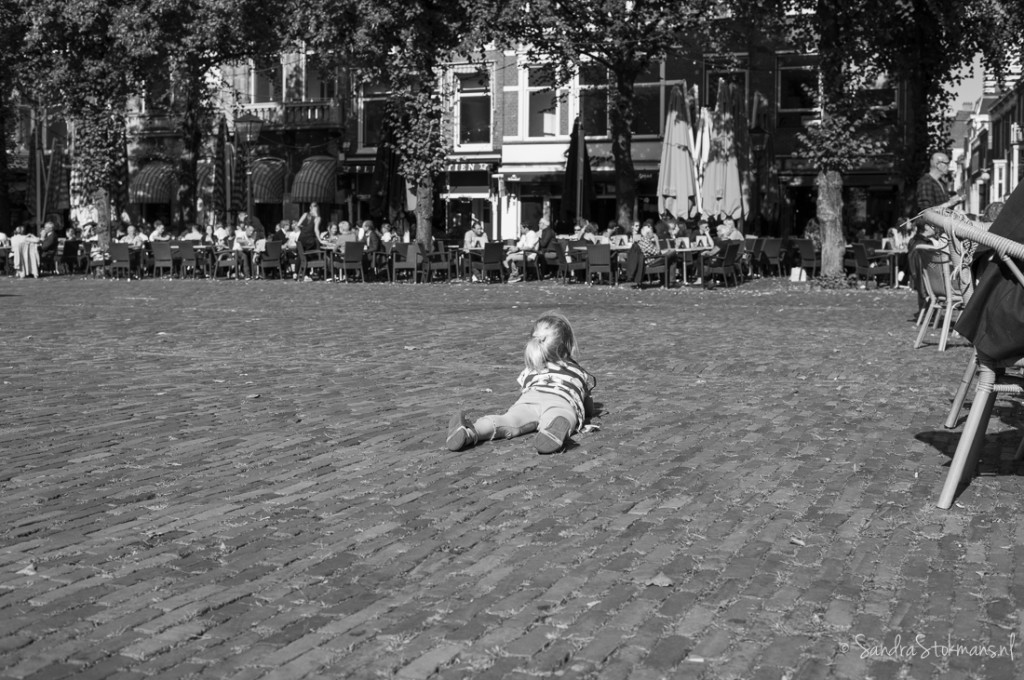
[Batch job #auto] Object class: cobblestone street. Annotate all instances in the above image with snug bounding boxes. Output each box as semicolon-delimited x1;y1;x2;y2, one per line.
1;277;1022;679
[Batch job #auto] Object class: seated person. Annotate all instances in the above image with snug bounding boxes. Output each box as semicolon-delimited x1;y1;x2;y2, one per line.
149;220;171;241
654;220;672;240
624;223;677;286
233;225;255;278
38;222;59;271
504;223;540;282
319;223;342;248
463;219;489;249
213;222;231;243
214;225;235;250
363;220;384;279
380;223;397;244
118;224;148;248
536;217;560;269
181;223;205;241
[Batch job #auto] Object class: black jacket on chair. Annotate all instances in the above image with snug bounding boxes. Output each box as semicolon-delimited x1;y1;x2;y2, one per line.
955;181;1024;361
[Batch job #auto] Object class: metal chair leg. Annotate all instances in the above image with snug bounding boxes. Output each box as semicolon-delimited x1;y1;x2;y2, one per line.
937;362;997;509
945;350;978;429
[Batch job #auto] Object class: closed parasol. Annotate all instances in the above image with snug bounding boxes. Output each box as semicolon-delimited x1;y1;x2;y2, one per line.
700;79;744;220
658;84;701;219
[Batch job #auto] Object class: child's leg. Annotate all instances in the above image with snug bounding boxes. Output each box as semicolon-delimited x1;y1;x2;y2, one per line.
473;401;542;441
534;403;579;454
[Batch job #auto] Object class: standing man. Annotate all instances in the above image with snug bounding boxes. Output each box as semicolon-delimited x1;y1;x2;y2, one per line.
237;210;265;240
916;152;962;214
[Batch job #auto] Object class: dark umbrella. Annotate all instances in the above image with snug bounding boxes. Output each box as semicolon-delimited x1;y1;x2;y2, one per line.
560;117;594;223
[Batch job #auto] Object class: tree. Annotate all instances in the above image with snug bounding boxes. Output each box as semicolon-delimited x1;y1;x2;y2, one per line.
868;0;1014;198
21;0;285;229
19;0;149;226
505;0;719;228
294;0;500;247
0;0;27;232
112;0;285;226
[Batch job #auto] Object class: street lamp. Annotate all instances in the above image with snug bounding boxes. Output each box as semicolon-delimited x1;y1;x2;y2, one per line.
234;112;263;219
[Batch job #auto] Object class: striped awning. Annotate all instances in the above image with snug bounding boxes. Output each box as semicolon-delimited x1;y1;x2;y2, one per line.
252;157;288;203
290;156;337;203
129;162;177;204
197;160;214;196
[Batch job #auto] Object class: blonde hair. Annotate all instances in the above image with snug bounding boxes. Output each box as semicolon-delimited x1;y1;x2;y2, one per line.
524;312;578;371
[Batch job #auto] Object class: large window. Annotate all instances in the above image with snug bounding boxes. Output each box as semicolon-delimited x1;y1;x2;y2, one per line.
777;54;817;128
305;53;337;101
580;63;608;137
705;56;748;110
360;81;389;148
253;57;282;104
632;61;661;136
853;72;897;125
454;66;492;147
527;65;559;137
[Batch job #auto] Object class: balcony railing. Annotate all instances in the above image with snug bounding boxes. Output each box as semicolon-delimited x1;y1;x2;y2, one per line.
238;102;342;127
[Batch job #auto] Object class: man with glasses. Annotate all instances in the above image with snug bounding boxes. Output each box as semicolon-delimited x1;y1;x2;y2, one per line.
916;152;962;214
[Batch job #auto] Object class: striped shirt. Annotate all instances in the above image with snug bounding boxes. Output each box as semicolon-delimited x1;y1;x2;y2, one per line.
517;359;596;429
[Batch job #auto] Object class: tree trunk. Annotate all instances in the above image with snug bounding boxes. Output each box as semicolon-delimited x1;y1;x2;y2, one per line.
415;176;434;250
816;169;846;278
609;72;637;229
0;104;11;233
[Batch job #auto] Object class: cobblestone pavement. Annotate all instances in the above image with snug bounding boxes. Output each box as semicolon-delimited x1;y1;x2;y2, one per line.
1;276;1023;680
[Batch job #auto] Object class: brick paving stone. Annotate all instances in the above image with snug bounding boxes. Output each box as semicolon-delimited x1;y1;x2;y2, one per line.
2;280;1023;678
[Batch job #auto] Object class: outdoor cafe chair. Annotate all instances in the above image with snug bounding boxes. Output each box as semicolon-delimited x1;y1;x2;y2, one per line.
151;241;174;278
341;241;366;282
585;243;615;286
58;241;80;275
297;240;328;280
175;241;200;279
213;247;237;279
553;240;586;284
793;238;821;278
705;241;741;287
108;243;132;280
471;242;505;283
761;238;786;276
83;242;107;278
912;247;963;352
390;242;421;282
259;241;284;279
852;243;893;288
747;237;765;278
919;207;1024;508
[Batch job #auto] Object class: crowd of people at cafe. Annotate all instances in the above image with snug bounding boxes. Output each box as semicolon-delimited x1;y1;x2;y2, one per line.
1;202;924;288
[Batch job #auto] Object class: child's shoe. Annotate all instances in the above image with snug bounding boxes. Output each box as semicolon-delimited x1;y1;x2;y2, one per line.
446;411;477;451
534;416;571;454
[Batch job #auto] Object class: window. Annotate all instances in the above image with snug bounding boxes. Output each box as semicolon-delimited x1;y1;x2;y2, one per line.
580;63;608;136
360;81;389;148
305;53;337;101
253;57;282;103
777;54;817;128
632;85;661;136
527;65;559;137
454;66;491;147
632;62;661;136
853;72;896;125
705;56;747;110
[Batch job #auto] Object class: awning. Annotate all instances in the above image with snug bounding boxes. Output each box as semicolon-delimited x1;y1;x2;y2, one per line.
251;157;287;203
290;156;336;203
129;162;177;204
496;164;564;176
